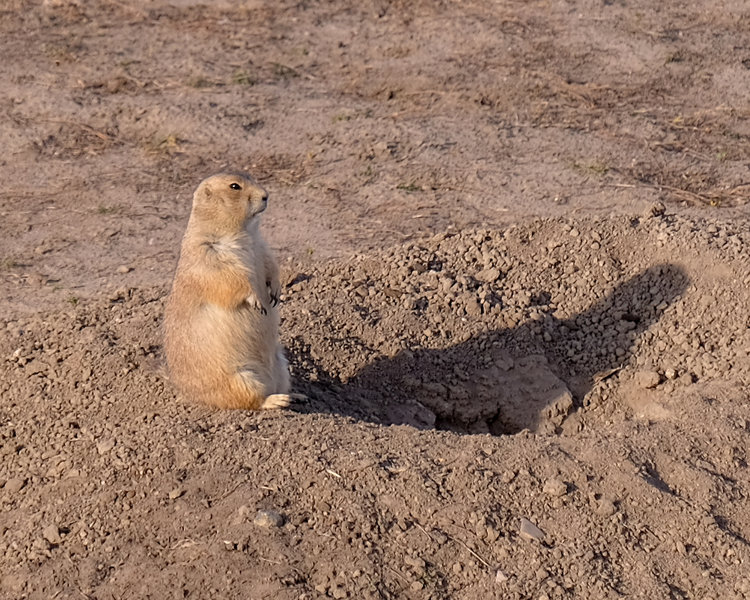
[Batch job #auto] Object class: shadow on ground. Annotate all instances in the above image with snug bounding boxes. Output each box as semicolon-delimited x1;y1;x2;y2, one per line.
290;264;689;435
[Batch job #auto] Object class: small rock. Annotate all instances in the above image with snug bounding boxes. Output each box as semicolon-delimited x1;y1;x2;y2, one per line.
501;470;516;483
254;509;284;528
519;517;545;542
410;581;424;592
495;356;514;371
42;524;62;545
116;265;132;274
542;478;567;497
596;498;617;517
495;569;508;584
477;268;501;283
106;76;127;94
634;370;660;389
404;555;426;569
675;539;687;555
96;439;115;454
464;296;482;317
168;488;184;500
4;478;26;494
644;201;666;219
664;368;677;380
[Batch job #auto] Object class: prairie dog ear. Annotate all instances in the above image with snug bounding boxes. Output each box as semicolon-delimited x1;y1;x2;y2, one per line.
194;180;213;204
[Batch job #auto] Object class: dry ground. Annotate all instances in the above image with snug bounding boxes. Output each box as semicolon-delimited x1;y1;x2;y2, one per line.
1;1;749;599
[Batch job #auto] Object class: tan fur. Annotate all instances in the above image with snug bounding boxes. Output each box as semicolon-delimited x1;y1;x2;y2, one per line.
164;172;291;410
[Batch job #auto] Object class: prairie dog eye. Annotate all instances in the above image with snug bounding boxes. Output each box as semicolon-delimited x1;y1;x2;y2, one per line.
230;183;242;190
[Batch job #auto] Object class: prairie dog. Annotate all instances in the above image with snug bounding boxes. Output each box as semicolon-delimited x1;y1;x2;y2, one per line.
164;172;291;410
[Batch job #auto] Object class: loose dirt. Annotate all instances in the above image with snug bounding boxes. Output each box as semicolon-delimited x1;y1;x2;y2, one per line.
1;1;749;599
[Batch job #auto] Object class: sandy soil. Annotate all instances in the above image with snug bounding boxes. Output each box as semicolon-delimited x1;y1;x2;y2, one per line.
1;1;749;598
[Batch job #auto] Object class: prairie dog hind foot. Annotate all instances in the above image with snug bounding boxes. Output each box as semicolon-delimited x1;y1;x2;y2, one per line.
261;394;292;410
260;393;307;410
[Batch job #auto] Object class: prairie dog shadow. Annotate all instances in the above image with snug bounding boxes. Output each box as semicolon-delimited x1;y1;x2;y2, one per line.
291;263;689;435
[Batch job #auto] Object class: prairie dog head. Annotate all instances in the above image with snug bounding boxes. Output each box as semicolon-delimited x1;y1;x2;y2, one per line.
190;173;269;233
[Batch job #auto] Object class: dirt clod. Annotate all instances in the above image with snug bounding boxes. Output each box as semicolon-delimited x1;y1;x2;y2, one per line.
543;479;568;497
254;509;284;528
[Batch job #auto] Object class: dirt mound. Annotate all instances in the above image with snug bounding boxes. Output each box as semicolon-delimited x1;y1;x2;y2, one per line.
286;212;749;433
2;214;749;599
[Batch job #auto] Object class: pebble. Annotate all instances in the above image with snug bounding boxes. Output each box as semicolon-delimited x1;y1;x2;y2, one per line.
634;370;660;389
519;518;546;542
116;265;132;274
96;439;115;454
42;524;62;545
4;477;26;494
477;267;501;282
254;509;284;528
542;478;567;497
501;470;516;483
168;488;185;500
596;498;617;517
644;201;666;218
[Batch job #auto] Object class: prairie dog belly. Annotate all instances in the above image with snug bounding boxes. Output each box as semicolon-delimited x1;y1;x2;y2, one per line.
194;302;279;369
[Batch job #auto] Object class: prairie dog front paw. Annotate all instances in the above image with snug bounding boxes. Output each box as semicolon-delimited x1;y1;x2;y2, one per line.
246;293;267;315
267;279;281;307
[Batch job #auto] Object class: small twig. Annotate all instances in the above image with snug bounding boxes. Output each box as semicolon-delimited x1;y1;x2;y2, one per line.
415;523;435;543
211;477;248;503
609;181;715;205
43;118;116;141
386;565;410;586
451;536;494;570
593;366;622;383
169;538;198;551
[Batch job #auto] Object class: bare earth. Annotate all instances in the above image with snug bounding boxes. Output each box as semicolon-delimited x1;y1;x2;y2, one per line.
1;1;750;599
